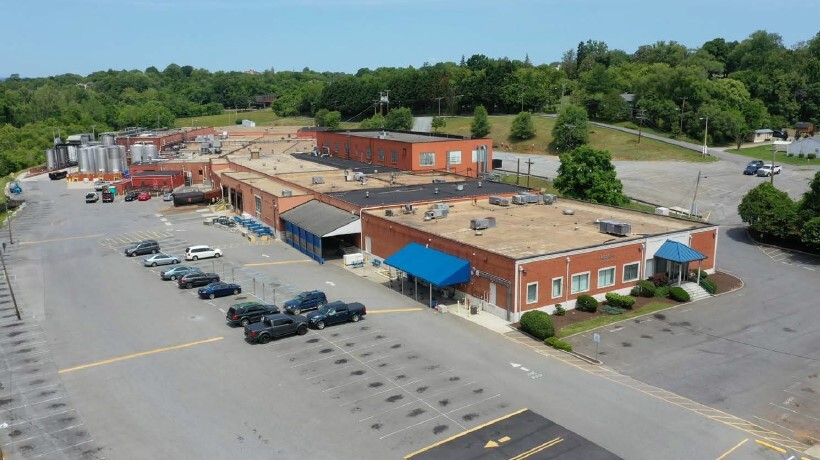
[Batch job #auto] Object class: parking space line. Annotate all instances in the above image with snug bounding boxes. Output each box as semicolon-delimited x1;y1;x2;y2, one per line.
243;260;312;267
338;378;424;407
8;408;75;427
380;414;443;440
58;337;224;374
2;422;85;446
18;233;105;246
322;329;385;345
359;400;417;422
367;308;425;314
31;438;95;458
421;381;477;401
321;376;374;393
403;408;528;458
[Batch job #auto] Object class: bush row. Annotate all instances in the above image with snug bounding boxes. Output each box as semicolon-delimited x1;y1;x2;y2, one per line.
576;295;599;313
700;278;717;294
604;292;635;309
519;310;555;340
544;337;572;351
669;286;690;302
786;152;817;159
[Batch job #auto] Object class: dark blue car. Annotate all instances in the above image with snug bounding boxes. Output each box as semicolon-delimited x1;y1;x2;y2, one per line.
198;282;242;299
744;160;764;175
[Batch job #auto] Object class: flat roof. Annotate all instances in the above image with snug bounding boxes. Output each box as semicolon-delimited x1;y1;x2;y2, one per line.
329;180;527;207
368;198;711;260
296;153;403;174
132;171;179;177
222;171;308;197
225;151;337;175
278;170;464;194
333;130;470;143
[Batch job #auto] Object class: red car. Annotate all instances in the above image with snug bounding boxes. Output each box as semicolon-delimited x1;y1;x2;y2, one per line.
137;192;151;201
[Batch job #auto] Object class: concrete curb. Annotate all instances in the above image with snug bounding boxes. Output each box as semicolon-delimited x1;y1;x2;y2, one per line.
746;228;820;258
513;326;602;365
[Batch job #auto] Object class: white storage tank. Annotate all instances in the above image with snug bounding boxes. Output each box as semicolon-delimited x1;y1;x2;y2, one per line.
101;133;115;146
131;144;144;164
118;145;127;171
94;146;107;173
145;144;158;161
106;146;121;173
78;147;91;173
46;149;57;169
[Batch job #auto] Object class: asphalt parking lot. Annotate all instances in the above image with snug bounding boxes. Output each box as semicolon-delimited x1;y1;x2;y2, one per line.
0;176;809;459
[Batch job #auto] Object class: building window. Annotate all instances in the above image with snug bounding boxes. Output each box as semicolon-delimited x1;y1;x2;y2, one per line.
552;277;563;299
526;282;538;304
448;150;462;165
598;267;615;288
345;142;350;154
334;142;340;153
366;146;372;160
378;148;384;162
571;272;590;294
391;149;397;163
254;195;262;220
623;262;640;282
420;152;435;166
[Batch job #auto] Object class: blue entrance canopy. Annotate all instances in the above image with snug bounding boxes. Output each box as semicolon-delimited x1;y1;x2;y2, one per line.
384;243;471;286
655;240;707;263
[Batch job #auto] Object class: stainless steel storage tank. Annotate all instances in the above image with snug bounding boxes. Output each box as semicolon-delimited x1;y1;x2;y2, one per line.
118;145;127;172
56;146;69;167
145;144;158;161
102;133;115;146
106;146;121;173
46;149;57;169
131;144;144;164
67;145;78;163
94;146;108;173
78;147;90;173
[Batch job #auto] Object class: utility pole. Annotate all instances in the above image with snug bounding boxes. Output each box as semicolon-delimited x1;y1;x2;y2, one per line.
679;96;686;136
771;145;776;185
525;159;534;188
516;158;521;185
690;170;701;217
434;97;445;116
636;109;646;144
5;202;12;244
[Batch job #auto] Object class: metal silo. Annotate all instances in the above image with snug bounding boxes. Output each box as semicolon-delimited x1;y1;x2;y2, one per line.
131;144;143;164
145;144;158;161
54;145;67;167
102;133;115;146
67;145;78;163
46;149;57;169
78;147;90;173
118;145;127;172
106;146;120;173
94;146;108;173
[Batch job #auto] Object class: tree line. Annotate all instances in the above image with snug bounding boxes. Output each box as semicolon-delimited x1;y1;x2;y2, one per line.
1;30;819;176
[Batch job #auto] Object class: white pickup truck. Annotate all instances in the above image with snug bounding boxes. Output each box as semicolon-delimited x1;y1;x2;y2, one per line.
756;164;782;176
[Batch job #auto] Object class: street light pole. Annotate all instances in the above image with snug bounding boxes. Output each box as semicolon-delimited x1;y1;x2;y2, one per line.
434;97;444;117
700;116;709;156
4;202;12;244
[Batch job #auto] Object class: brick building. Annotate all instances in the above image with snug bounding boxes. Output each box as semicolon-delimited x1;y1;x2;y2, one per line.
315;130;493;178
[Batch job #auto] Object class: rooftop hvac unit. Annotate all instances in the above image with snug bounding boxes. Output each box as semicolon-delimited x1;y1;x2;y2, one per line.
543;194;557;205
385;209;394;217
613;223;632;236
312;177;325;185
424;208;448;220
455;183;465;191
432;178;446;184
513;194;541;205
353;172;366;181
599;220;632;236
654;207;670;216
402;204;415;214
281;190;293;197
429;203;449;212
489;196;511;206
470;217;497;230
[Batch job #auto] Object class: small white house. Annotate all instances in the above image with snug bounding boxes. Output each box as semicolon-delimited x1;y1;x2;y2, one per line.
786;136;820;156
241;119;256;128
750;129;773;143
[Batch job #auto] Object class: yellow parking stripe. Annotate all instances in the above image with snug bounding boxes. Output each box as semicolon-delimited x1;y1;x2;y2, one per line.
58;337;223;374
509;437;563;460
19;233;105;245
244;260;312;267
716;438;748;460
754;440;786;454
367;308;425;314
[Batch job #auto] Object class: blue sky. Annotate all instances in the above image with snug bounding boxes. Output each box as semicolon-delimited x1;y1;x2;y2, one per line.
1;0;817;78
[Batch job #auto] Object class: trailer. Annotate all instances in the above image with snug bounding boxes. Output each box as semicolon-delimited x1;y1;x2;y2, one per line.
173;191;206;206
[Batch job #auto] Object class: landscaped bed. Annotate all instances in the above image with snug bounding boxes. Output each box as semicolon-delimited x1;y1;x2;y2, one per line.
514;270;743;340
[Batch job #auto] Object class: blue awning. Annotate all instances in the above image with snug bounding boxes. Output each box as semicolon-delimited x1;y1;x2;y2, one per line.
384;243;471;286
655;240;707;263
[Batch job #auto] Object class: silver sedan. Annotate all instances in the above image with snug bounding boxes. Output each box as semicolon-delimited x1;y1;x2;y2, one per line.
143;253;181;267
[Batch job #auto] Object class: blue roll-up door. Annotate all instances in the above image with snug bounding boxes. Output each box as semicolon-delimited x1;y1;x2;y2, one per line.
282;221;324;264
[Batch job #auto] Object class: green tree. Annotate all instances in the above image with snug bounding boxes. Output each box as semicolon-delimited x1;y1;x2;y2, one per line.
360;113;386;129
801;217;820;251
554;146;628;205
737;182;798;238
509;112;536;140
797;171;820;217
324;110;342;129
552;105;589;152
384;107;413;130
314;108;329;126
431;116;446;132
470;105;491;138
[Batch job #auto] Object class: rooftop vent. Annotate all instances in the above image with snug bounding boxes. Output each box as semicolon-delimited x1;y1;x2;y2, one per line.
432;178;446;184
543;194;557;205
470;217;497;230
281;189;293;197
562;208;575;215
312;176;325;185
456;183;465;191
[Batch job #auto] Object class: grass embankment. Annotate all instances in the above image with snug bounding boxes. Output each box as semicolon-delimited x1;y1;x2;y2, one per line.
556;301;672;338
441;116;715;162
174;111;357;129
728;145;819;167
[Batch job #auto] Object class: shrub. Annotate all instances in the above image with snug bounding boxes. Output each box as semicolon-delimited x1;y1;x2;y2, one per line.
519;310;555;340
654;285;670;298
554;304;566;316
809;153;817;160
689;269;708;281
623;122;638;130
649;273;669;287
605;292;636;309
576;295;599;313
636;280;656;297
630;286;641;297
669;286;690;302
787;152;794;157
700;278;717;294
798;153;805;158
601;305;625;315
545;337;573;351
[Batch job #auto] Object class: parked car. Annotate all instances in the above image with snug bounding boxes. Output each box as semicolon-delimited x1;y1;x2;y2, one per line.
743;160;764;175
757;164;782;177
124;191;139;202
143;253;180;267
177;272;220;289
226;302;280;326
138;192;151;201
198;282;242;299
160;265;202;281
48;171;67;180
124;240;160;257
306;301;366;330
85;192;99;203
212;216;236;227
282;290;328;315
102;192;114;203
772;130;788;140
244;313;309;344
185;245;222;261
94;182;108;192
162;192;174;201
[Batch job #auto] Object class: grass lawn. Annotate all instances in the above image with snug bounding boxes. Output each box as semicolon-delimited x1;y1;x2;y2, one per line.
441;116;715;162
556;300;674;339
174;111;360;130
728;145;819;167
611;121;703;145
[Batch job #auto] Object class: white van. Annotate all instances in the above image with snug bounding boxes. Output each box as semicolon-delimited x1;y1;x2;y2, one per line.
185;245;222;261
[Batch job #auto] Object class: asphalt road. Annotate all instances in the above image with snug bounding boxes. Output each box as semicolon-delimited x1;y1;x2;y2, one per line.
0;176;789;459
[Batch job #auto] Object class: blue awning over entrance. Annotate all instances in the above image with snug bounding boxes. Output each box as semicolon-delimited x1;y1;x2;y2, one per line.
655;240;707;263
384;243;471;286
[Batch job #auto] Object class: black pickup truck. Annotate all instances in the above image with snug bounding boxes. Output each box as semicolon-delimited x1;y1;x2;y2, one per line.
212;216;236;227
306;301;366;330
244;313;309;344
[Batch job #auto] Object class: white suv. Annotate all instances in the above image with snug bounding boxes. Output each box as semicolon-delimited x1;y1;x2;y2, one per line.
185;245;223;261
